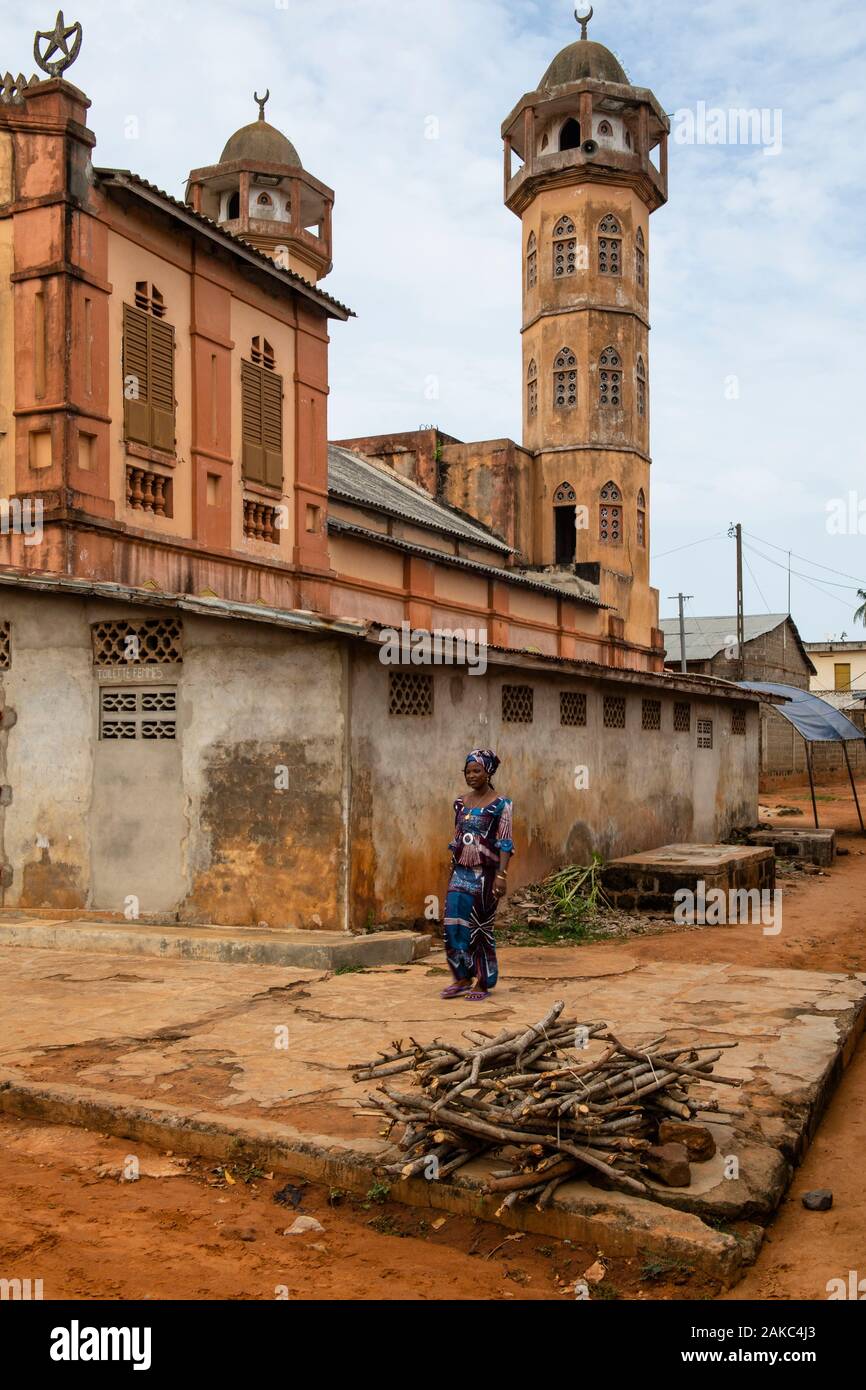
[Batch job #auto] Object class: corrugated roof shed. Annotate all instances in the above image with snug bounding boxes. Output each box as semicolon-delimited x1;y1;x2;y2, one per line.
660;613;816;674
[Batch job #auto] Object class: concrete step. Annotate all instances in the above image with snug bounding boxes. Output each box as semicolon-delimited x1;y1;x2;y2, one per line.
0;918;431;969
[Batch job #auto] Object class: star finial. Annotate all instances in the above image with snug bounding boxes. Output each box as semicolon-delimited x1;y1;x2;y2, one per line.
575;5;594;41
34;10;83;78
254;89;270;121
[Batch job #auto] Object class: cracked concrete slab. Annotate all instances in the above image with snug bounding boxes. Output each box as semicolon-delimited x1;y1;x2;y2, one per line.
0;941;864;1281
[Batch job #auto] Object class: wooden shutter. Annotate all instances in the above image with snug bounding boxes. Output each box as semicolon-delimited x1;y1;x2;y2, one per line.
123;304;151;445
149;318;176;453
262;370;283;488
241;360;265;482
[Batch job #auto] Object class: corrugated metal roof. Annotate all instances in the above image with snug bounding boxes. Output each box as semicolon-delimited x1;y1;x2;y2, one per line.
660;613;809;665
328;444;512;553
328;515;606;605
95;168;353;320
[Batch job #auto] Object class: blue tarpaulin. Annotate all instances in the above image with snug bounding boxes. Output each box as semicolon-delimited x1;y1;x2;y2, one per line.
739;682;866;743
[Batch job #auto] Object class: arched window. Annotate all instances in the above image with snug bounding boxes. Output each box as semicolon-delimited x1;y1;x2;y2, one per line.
598;215;621;275
227;191;240;220
598;120;613;138
625;129;632;149
599;346;622;407
541;132;549;151
527;358;538;418
554;482;578;565
636;355;646;417
256;191;273;207
599;481;623;544
637;489;647;549
553;216;577;278
526;231;538;290
560;117;582;151
635;226;646;288
554;347;577;410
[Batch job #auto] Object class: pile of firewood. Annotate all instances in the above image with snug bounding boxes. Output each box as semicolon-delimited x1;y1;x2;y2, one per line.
350;1001;741;1211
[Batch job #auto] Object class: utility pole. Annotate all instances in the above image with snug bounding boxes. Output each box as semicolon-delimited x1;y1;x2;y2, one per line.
728;523;745;681
668;593;692;674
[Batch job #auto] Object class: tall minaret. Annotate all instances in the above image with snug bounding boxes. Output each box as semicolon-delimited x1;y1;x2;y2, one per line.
501;8;668;646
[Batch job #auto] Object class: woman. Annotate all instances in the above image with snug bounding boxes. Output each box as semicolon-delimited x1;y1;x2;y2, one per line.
440;749;513;1002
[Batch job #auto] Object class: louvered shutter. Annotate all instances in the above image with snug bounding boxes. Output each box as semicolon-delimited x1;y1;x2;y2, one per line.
262;370;283;488
123;304;151;445
241;360;265;482
149;318;176;453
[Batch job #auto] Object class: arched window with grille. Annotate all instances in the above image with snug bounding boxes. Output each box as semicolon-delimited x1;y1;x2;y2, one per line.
599;481;623;545
598;214;621;275
527;358;538;418
637;489;647;549
635;226;646;288
526;231;538;290
554;482;578;565
553;215;577;278
636;355;646;417
598;120;613;138
554;347;577;410
599;346;622;407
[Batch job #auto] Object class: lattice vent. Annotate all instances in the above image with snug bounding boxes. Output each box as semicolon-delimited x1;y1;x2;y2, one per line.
92;619;182;667
731;708;747;736
100;687;178;741
560;691;587;727
642;698;661;731
388;671;433;717
502;685;534;724
0;622;10;670
603;695;626;729
697;719;714;749
673;701;691;733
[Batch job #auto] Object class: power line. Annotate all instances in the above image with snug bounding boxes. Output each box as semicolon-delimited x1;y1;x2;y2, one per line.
742;541;855;611
743;552;773;614
743;529;866;588
651;532;725;561
742;538;863;593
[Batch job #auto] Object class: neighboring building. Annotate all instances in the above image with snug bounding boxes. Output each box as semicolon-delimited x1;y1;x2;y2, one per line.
0;15;761;928
804;639;866;713
660;614;816;688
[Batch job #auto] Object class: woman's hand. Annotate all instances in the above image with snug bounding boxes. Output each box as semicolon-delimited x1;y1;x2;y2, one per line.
493;872;508;900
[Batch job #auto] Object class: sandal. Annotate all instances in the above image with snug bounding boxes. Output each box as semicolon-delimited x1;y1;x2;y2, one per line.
462;989;489;1002
440;981;470;999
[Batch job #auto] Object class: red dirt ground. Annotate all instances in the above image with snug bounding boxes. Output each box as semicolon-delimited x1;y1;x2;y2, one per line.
1;782;864;1302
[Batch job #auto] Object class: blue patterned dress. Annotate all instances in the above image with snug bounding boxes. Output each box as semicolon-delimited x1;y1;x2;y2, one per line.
443;796;514;991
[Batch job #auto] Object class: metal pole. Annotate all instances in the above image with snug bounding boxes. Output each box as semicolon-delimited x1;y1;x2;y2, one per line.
804;739;819;829
842;740;866;835
668;593;692;675
736;523;745;681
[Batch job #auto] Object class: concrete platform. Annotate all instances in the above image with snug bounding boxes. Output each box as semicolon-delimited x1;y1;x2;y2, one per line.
0;941;862;1284
0;917;431;969
603;843;775;911
747;827;836;867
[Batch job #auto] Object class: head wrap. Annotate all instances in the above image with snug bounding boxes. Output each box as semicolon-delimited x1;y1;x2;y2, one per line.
464;749;501;783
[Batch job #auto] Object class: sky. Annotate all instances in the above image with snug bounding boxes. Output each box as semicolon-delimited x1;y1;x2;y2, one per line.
9;0;866;641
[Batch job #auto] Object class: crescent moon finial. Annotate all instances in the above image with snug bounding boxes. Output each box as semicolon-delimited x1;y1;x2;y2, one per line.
575;6;594;41
254;89;270;121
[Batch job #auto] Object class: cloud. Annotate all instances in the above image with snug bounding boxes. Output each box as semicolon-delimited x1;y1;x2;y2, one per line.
7;0;866;637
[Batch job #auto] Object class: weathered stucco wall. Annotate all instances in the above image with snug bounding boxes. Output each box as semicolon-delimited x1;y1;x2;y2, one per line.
0;593;347;926
348;647;758;927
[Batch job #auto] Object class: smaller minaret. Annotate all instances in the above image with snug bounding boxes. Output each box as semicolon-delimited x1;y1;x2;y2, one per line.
186;92;334;283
